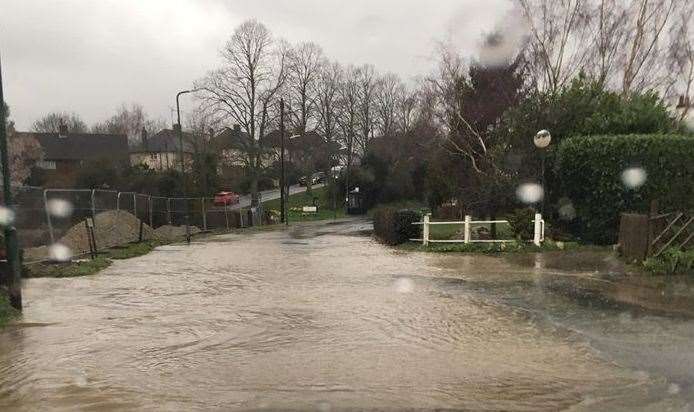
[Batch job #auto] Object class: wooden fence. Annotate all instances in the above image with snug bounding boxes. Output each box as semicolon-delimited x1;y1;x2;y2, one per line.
411;213;545;246
619;203;694;261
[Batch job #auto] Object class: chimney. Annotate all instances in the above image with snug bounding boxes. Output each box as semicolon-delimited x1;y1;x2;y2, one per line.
58;119;68;138
141;127;148;149
233;124;241;134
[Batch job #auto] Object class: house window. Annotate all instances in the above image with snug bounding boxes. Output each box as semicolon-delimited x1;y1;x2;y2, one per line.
36;160;57;170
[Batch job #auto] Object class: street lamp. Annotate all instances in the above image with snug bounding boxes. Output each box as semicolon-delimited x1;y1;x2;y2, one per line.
533;129;551;214
175;88;201;244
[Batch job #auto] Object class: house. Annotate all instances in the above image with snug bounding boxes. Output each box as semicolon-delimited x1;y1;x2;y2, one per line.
129;128;199;171
15;124;129;188
210;125;253;189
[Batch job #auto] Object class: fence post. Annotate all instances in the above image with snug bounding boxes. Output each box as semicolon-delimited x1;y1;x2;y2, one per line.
423;214;430;246
534;213;542;246
224;202;230;231
201;198;207;231
43;189;55;244
90;189;96;227
464;215;471;244
167;198;172;225
148;196;153;229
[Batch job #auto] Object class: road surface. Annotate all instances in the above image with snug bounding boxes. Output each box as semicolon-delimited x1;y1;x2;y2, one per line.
1;219;693;410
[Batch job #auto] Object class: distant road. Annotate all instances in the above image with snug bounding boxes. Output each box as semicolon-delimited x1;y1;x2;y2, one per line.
228;184;325;210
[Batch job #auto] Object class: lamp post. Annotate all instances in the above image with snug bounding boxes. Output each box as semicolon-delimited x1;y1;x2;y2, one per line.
0;53;22;310
175;88;200;244
533;129;551;214
280;99;286;225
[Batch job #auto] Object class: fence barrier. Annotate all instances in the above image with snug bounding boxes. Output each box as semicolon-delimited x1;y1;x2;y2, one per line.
2;186;266;264
411;213;545;246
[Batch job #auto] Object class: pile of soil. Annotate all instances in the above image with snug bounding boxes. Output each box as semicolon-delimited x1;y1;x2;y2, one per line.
60;210;155;253
23;211;199;262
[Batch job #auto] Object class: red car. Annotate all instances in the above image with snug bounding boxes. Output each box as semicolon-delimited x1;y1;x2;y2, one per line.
213;191;240;206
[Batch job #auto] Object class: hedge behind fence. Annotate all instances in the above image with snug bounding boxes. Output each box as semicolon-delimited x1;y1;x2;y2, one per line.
556;134;694;244
373;207;422;245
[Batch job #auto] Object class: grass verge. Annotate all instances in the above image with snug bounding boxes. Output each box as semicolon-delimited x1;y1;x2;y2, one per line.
103;240;163;260
263;186;346;222
396;239;580;254
25;257;112;278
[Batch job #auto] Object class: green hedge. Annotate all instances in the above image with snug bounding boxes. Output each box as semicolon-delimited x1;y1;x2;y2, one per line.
556;134;694;244
373;207;422;245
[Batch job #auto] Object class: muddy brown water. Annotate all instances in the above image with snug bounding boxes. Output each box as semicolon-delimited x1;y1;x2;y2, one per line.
1;219;693;410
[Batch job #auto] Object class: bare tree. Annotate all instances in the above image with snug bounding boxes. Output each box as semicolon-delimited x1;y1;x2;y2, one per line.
92;103;166;145
196;19;289;203
286;41;324;134
668;1;693;115
397;86;419;134
518;0;592;94
586;0;629;87
315;60;344;178
355;64;378;155
619;0;678;95
374;72;403;137
31;111;88;133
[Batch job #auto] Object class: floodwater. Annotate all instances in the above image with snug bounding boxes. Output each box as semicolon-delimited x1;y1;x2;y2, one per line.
1;219;693;410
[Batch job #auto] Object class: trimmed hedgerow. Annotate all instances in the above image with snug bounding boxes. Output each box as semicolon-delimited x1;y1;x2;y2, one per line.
373;207;422;245
556;134;694;244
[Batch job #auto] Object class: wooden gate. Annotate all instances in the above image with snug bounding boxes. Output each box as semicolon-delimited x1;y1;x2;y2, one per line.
649;211;694;257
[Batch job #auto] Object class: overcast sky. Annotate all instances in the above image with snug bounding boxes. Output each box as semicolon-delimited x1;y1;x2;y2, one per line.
1;0;511;130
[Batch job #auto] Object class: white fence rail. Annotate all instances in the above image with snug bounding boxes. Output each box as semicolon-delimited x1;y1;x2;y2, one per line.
412;213;545;246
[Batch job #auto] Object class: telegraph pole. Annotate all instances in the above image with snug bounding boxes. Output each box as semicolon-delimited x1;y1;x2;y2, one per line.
176;89;199;244
0;53;22;309
279;99;286;225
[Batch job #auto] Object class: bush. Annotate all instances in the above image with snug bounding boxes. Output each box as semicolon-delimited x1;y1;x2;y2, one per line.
373;207;422;245
506;208;534;240
644;248;694;276
556;134;694;244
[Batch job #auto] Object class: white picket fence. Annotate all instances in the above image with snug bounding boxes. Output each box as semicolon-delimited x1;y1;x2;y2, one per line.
411;213;545;246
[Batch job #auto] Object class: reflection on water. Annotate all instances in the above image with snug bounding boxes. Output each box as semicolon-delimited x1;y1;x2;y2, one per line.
0;219;692;410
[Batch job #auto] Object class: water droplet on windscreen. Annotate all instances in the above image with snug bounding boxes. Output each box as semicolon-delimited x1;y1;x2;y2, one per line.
394;278;413;294
47;198;74;218
0;206;15;226
557;198;576;221
49;243;73;262
621;167;647;189
668;382;681;395
516;183;544;204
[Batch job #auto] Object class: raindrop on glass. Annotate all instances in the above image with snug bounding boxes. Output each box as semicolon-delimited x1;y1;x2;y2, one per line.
557;198;576;221
516;183;544;204
47;198;74;218
0;206;15;226
394;278;413;294
49;243;73;262
621;167;647;189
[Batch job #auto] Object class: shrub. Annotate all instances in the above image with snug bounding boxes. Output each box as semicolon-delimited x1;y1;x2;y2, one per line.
556;134;694;244
506;208;535;240
643;248;694;276
373;207;422;245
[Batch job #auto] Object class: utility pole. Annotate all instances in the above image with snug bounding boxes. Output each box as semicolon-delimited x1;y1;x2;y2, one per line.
176;89;199;244
279;99;287;225
0;54;22;309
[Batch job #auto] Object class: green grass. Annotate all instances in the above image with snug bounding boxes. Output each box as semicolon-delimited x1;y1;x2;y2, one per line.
263;186;346;222
0;293;20;327
103;240;163;259
26;257;112;278
397;239;574;254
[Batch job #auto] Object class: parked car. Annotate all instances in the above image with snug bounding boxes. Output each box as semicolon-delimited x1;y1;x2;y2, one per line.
213;191;240;206
299;172;325;186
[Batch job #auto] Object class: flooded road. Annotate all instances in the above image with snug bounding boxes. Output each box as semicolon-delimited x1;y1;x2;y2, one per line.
1;219;693;410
